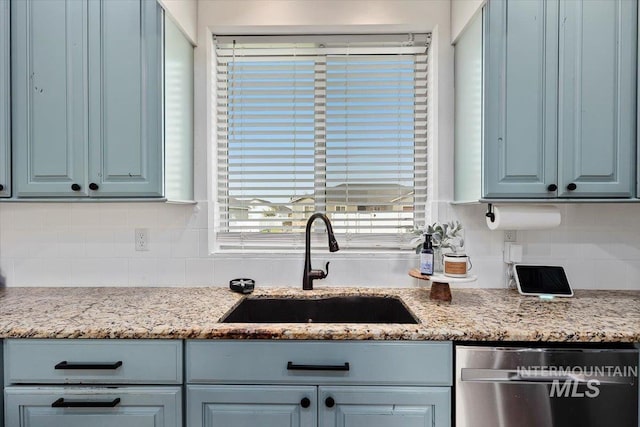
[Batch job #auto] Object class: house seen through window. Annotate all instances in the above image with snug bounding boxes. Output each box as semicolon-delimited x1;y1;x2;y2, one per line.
214;34;430;250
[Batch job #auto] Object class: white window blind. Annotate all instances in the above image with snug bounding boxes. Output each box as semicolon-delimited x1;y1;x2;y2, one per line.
215;34;430;251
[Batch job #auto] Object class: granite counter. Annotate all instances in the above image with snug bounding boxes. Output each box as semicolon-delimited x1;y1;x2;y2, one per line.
0;287;637;342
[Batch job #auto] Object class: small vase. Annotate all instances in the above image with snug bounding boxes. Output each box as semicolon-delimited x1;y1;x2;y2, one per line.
433;248;444;273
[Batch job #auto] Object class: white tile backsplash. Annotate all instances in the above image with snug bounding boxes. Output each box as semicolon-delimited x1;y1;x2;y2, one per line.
70;258;129;287
516;204;640;290
0;201;639;289
185;258;215;285
170;229;200;258
127;258;160;286
156;258;187;286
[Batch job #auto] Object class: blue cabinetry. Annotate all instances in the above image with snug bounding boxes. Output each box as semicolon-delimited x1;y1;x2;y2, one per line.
186;341;452;427
5;387;181;427
484;0;558;198
319;386;450;427
188;385;317;427
11;0;163;198
87;0;163;197
484;0;637;199
558;0;637;198
4;339;183;427
0;0;10;198
11;0;87;197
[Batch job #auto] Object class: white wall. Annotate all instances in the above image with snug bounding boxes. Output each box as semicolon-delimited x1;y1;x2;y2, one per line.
1;0;638;290
451;0;484;43
158;0;198;44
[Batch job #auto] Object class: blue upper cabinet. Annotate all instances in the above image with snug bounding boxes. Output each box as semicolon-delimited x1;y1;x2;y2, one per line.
11;0;163;199
87;0;163;197
11;0;88;197
558;0;637;198
484;0;559;198
0;0;10;197
483;0;637;199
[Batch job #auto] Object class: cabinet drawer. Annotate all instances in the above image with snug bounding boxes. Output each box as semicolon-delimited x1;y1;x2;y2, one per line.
5;386;182;427
187;340;452;386
4;339;182;384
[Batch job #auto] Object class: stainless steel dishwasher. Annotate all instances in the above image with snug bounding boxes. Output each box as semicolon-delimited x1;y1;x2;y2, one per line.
456;345;639;427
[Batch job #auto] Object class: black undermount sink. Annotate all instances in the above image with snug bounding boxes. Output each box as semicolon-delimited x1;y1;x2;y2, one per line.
220;296;419;324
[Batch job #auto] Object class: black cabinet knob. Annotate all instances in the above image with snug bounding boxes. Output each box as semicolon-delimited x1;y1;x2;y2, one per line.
567;183;577;191
89;183;99;191
71;183;81;192
325;397;335;408
300;397;311;408
0;184;4;191
547;184;558;192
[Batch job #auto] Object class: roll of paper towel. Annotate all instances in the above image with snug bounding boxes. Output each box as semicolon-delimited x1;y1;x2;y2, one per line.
486;205;561;230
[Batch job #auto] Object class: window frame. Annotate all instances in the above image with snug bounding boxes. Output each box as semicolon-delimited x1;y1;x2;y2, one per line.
210;34;432;254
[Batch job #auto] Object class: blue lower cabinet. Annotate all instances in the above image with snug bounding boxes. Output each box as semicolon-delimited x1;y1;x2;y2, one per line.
5;386;182;427
185;341;453;427
319;386;450;427
187;385;317;427
186;385;450;427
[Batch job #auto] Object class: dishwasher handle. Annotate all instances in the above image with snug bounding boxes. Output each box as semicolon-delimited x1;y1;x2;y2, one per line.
461;368;633;385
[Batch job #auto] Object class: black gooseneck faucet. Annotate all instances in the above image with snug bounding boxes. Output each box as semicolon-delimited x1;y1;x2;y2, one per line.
303;213;340;290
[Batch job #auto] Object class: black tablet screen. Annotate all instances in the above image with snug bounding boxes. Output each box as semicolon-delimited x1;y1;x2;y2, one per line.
515;265;572;295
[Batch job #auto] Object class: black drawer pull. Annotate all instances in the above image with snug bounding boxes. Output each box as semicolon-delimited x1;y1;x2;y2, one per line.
51;397;121;408
287;361;350;371
55;361;123;370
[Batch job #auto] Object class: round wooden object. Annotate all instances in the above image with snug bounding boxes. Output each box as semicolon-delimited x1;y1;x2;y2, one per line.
408;268;452;302
408;269;477;302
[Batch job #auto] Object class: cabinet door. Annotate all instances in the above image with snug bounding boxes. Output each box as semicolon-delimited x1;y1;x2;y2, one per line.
483;0;559;198
5;386;182;427
11;0;88;197
87;0;163;197
0;0;10;197
558;0;637;198
319;386;450;427
187;385;316;427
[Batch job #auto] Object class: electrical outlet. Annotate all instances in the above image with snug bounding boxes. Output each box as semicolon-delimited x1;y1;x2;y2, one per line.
135;228;149;251
504;230;517;242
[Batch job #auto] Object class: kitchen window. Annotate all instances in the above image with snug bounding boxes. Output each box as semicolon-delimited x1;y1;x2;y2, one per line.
213;34;430;251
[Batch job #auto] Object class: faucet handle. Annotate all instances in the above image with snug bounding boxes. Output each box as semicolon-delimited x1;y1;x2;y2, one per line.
323;262;330;278
309;262;330;280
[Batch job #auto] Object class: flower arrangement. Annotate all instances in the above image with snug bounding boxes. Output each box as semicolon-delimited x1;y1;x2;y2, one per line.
413;221;464;254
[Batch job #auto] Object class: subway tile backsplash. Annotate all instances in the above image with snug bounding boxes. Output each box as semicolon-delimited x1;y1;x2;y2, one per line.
0;202;209;287
0;202;639;289
507;204;640;290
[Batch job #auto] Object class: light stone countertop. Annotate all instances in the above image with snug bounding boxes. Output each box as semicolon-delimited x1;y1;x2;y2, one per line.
0;286;638;342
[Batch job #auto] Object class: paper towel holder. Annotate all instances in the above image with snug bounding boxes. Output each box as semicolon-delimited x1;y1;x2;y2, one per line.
485;203;495;223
